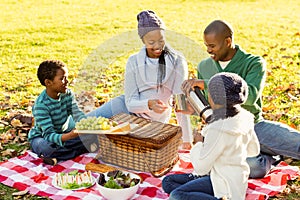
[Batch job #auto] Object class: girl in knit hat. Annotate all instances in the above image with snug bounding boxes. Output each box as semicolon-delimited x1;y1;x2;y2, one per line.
162;72;260;200
88;10;193;149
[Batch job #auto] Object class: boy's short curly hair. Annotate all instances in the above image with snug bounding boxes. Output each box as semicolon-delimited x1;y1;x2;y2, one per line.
37;60;66;86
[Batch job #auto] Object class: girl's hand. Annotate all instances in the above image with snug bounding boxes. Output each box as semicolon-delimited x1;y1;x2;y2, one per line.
148;99;168;114
193;131;204;144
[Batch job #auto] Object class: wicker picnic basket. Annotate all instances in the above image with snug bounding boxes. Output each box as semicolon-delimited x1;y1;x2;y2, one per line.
96;113;182;177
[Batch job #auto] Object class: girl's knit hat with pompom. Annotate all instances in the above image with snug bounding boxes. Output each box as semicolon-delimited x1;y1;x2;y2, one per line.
208;72;248;107
137;10;165;38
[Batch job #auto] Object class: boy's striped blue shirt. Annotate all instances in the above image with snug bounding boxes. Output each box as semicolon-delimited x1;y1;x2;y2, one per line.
28;89;86;146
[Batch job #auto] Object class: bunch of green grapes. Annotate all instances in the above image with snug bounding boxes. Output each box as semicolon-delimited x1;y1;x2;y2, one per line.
76;116;118;130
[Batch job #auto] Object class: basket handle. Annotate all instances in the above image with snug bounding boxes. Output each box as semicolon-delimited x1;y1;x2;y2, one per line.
139;146;179;177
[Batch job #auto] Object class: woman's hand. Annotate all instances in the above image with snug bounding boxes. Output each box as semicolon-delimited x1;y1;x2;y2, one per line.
181;79;205;95
148;99;168;114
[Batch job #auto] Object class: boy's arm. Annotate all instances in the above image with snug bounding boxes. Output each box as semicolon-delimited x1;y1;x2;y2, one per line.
34;106;81;145
32;104;64;146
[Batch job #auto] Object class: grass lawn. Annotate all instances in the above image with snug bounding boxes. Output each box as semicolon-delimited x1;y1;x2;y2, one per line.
0;0;299;199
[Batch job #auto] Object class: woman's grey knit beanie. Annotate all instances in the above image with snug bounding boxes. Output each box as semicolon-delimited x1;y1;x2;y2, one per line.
137;10;165;38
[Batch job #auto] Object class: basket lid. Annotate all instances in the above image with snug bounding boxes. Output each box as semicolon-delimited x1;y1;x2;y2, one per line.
108;113;182;148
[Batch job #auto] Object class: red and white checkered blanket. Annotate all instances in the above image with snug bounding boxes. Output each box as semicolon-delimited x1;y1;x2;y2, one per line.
0;150;299;200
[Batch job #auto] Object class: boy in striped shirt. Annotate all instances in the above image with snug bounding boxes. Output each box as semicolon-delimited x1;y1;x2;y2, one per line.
28;60;89;165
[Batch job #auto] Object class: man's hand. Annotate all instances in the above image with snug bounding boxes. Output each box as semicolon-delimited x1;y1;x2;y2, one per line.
181;79;205;96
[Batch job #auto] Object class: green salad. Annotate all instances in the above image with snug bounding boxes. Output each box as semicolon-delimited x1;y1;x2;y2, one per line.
98;170;140;189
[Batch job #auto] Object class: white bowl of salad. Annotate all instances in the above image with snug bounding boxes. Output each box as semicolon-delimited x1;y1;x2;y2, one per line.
97;170;141;200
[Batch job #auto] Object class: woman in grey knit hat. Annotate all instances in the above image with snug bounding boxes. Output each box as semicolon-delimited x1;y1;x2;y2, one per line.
88;10;193;149
162;72;260;200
